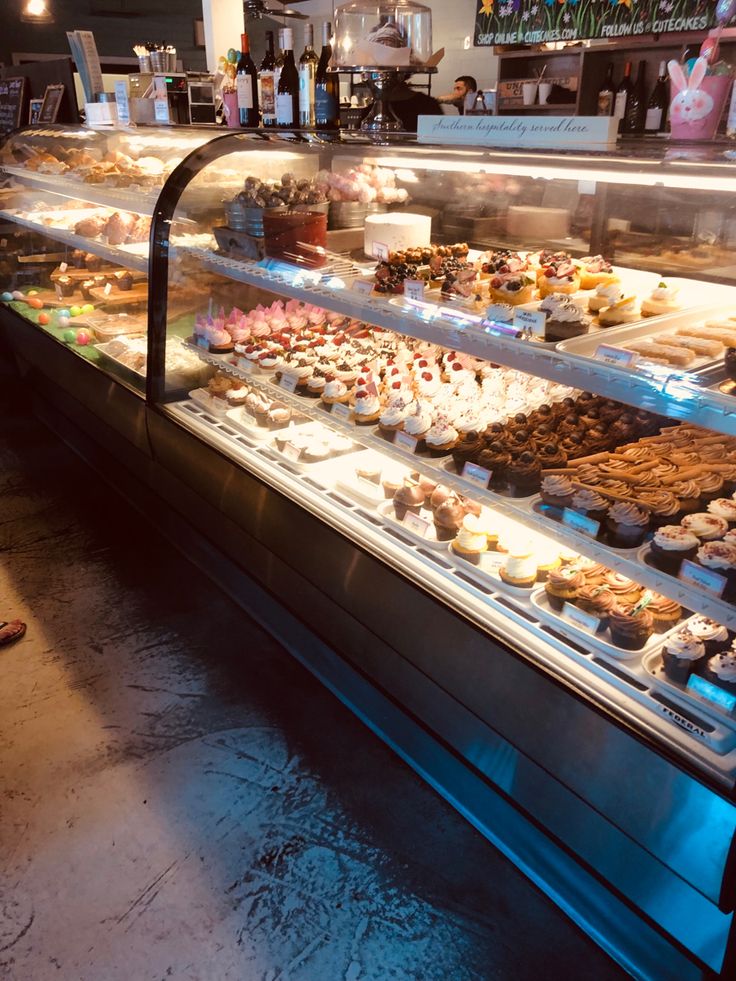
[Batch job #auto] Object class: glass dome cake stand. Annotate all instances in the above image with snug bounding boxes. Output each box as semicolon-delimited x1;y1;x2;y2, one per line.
333;65;437;132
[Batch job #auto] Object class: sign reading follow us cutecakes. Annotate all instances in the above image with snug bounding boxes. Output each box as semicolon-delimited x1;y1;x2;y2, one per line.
474;0;729;47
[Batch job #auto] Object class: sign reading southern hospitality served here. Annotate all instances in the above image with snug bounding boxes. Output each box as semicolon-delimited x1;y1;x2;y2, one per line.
417;114;618;148
474;0;732;47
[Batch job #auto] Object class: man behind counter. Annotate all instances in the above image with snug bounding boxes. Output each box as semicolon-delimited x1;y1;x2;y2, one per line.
438;76;478;115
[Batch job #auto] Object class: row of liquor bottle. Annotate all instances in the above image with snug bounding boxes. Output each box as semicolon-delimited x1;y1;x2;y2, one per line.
597;60;669;135
235;24;340;130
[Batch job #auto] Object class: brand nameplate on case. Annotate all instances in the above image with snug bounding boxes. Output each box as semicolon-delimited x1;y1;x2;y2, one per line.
279;373;299;393
596;344;638;368
330;402;351;421
562;507;600;538
394;431;418;453
281;442;301;461
679;559;726;598
462;462;492;488
513;308;546;338
403;512;430;537
687;675;736;714
352;279;373;295
372;241;389;261
562;601;601;634
404;279;426;302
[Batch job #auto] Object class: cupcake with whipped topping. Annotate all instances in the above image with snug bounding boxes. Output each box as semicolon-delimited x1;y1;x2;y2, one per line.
588;281;624;314
321;374;350;406
662;630;706;684
378;396;411;437
540;474;575;509
450;515;488;565
606;501;650;548
696;541;736;601
403;400;434;451
540;293;591;343
425;416;458;457
707;498;736;528
570;487;609;531
641;281;681;318
484;302;515;325
682;512;728;542
687;616;731;656
703;648;736;694
499;548;538;588
650;525;699;575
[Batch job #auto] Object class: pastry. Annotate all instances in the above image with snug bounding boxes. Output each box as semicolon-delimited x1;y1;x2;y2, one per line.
393;481;425;521
544;568;585;611
646;592;682;633
588;281;624;314
703;650;736;693
321;375;350;406
537;260;580;298
378;396;411;436
424;417;458;456
56;275;75;297
115;271;134;291
535;548;561;582
489;272;535;306
650;525;699;575
506;451;542;496
681;512;728;542
641;281;681;318
707;498;736;526
74;215;106;238
578;256;617;291
402;401;433;449
605;502;650;548
662;630;706;684
499;548;538;588
686;616;730;655
602;571;641;606
598;296;640;327
225;384;250;407
540;294;591;343
540;474;575;509
433;496;466;542
570;488;609;530
450;516;488;565
574;585;617;631
382;474;403;500
608;604;654;651
696;541;736;600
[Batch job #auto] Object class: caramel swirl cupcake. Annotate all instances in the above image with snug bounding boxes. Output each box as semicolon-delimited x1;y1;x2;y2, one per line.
695;471;725;504
575;585;617;631
571;488;609;530
545;568;585;612
540;475;575;509
602;571;641;606
669;480;702;517
645;592;682;633
609;604;655;651
637;491;680;528
606;501;650;549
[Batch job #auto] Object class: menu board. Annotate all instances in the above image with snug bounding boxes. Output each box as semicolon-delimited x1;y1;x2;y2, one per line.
0;76;27;134
475;0;729;46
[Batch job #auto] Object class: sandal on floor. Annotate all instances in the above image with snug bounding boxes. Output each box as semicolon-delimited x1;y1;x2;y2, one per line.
0;620;26;646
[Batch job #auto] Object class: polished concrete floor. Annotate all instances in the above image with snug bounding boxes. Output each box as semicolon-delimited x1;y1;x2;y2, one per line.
0;363;630;981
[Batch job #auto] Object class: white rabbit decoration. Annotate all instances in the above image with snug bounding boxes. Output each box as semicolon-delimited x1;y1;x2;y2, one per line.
668;56;714;128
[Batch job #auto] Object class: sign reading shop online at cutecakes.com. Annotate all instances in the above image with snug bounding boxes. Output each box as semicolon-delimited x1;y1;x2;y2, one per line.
417;115;618;150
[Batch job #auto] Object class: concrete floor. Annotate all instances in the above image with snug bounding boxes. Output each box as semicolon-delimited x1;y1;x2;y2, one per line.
0;362;630;981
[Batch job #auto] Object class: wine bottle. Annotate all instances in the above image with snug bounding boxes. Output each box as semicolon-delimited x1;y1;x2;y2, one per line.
259;30;277;128
597;63;615;117
645;60;668;134
236;31;259;128
274;29;285;99
315;21;340;130
622;61;646;134
276;27;299;128
613;61;632;132
298;23;319;127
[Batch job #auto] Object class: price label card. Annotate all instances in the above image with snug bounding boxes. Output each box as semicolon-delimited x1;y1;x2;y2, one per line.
687;674;736;715
513;308;546;338
372;241;389;261
679;559;726;599
394;430;418;454
330;402;351;422
114;80;130;125
404;279;426;302
352;279;373;296
279;373;298;393
104;282;112;296
154;98;170;123
462;461;492;489
596;344;639;368
562;601;601;635
403;512;430;538
562;507;600;539
281;442;302;462
59;261;68;273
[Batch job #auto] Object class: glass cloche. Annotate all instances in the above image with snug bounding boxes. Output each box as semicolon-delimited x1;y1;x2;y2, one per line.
334;0;433;69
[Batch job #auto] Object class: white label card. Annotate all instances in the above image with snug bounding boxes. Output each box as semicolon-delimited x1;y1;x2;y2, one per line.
562;601;601;634
372;241;389;261
330;402;351;421
352;279;373;296
403;512;430;537
596;344;638;368
282;442;302;462
154;98;170;123
404;279;426;302
280;373;298;393
561;507;600;538
114;80;130;125
679;559;726;599
513;308;546;338
462;462;492;488
394;430;418;454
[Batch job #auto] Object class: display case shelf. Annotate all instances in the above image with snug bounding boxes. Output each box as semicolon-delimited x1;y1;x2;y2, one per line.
185;342;736;632
168;397;736;784
188;249;736;439
1;166;160;217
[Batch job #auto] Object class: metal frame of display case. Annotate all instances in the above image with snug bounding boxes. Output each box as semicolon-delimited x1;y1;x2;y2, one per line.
4;126;736;980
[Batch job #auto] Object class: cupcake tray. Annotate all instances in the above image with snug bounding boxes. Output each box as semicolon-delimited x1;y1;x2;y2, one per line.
376;500;452;550
269;421;365;471
224;405;292;441
555;303;732;374
530;497;648;555
529;587;688;663
638;543;733;605
442;459;539;502
642;650;736;732
335;473;388;509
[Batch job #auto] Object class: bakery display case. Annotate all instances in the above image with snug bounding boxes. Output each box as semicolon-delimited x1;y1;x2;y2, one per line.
142;132;736;981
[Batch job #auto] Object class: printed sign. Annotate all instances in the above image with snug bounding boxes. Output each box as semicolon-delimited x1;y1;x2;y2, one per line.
352;279;373;296
513;308;546;338
596;344;639;368
679;559;727;599
474;1;723;47
561;507;600;538
279;373;298;393
394;430;418;454
39;84;65;124
404;279;426;302
562;601;601;635
462;461;492;489
403;512;430;537
114;80;130;125
330;402;351;421
417;115;619;150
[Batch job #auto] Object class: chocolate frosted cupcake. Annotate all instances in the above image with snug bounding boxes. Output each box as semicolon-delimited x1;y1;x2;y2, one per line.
662;630;706;684
393;481;425;521
682;512;729;542
433;496;467;542
540;474;575;509
540;293;591;343
686;615;731;656
707;498;736;528
506;451;542;496
574;585;617;632
476;442;511;490
451;430;484;474
650;525;699;576
544;567;585;612
606;501;650;549
538;442;567;470
609;604;654;651
646;592;682;633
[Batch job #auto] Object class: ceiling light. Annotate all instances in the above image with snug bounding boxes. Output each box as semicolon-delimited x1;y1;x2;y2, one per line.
21;0;53;23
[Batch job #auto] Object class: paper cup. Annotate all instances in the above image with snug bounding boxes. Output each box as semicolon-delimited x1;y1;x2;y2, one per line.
522;82;538;106
538;82;552;106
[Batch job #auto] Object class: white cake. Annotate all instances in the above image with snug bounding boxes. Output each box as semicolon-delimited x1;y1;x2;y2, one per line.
506;206;570;240
364;212;431;258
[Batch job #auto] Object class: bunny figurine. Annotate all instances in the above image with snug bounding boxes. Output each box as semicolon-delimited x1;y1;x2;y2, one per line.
668;56;715;131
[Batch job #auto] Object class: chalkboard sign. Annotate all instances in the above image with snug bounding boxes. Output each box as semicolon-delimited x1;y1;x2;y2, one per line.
0;76;27;134
39;83;65;124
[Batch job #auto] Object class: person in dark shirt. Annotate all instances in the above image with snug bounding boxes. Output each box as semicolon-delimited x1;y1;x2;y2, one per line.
438;76;478;115
359;77;442;133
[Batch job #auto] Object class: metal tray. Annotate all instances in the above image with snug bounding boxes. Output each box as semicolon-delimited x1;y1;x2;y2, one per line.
531;497;648;555
530;587;689;662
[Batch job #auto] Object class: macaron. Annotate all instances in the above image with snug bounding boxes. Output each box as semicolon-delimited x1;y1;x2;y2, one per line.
62;328;77;343
69;305;82;317
58;315;70;327
1;291;12;302
75;330;91;346
81;303;94;314
38;313;49;325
